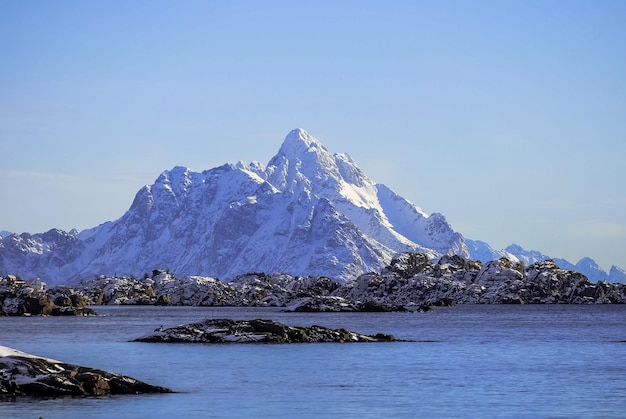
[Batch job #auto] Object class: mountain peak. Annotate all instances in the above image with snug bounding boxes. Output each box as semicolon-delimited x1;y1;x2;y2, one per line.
277;128;326;159
0;128;468;285
286;127;314;142
265;129;336;193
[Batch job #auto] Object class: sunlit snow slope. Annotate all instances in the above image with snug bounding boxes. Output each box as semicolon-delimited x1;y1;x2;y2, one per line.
1;129;470;284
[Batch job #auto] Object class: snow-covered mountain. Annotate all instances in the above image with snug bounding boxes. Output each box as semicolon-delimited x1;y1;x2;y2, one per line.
2;129;623;285
467;240;626;284
608;266;626;284
0;129;468;285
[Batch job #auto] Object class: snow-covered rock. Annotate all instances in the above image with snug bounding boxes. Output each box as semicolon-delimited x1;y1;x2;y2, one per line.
283;295;429;312
0;345;171;396
283;296;359;312
60;253;625;308
134;318;398;344
334;253;626;305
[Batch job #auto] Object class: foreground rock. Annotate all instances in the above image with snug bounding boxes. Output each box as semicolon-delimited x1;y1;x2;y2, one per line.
1;275;96;316
0;345;172;397
134;318;398;344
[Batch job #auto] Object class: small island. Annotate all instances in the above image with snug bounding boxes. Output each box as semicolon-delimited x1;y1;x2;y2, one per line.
0;345;172;397
134;318;399;344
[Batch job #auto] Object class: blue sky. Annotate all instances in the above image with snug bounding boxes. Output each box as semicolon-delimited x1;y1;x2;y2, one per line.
1;1;625;271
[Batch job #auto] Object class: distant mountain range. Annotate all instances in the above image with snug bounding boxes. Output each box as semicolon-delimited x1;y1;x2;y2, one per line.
1;129;624;285
466;240;625;283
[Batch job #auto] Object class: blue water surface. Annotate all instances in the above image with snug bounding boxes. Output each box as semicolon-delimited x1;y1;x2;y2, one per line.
1;305;625;418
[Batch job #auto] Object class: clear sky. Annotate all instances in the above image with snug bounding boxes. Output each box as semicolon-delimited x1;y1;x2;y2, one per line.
1;1;625;271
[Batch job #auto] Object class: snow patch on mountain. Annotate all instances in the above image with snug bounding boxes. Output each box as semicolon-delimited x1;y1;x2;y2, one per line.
465;239;519;264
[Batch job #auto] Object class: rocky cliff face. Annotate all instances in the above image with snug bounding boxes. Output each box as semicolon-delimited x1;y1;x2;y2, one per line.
0;129;466;285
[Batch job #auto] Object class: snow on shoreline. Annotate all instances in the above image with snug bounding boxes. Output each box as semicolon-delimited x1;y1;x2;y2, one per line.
0;345;61;363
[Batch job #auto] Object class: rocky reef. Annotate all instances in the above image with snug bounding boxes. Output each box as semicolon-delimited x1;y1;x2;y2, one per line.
0;275;96;316
134;318;398;344
0;345;172;397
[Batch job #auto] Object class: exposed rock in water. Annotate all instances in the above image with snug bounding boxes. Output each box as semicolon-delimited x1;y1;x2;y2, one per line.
283;296;432;312
0;345;172;397
133;318;399;344
283;296;357;312
1;276;96;316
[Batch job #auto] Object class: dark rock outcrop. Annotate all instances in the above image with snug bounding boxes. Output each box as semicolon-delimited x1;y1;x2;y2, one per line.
134;318;399;344
0;345;172;397
1;276;96;316
334;254;626;305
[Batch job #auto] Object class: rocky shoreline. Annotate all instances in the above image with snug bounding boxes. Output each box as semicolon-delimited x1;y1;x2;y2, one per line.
3;252;625;399
134;318;399;344
0;275;96;316
58;253;626;309
3;253;625;315
0;345;172;397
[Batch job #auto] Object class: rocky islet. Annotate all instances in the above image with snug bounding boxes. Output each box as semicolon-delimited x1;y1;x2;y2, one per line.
133;318;399;344
0;345;172;397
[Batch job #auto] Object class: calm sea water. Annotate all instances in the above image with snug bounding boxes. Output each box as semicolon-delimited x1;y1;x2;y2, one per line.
1;305;625;418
